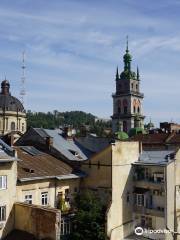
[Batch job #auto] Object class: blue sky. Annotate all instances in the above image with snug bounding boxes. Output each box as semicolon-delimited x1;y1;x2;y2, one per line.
0;0;180;126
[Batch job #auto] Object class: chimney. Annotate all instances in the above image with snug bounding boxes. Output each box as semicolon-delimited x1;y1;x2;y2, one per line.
46;136;53;150
139;141;142;154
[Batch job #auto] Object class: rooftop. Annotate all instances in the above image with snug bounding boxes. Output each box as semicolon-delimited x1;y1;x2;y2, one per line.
15;146;85;182
34;128;91;161
134;150;175;166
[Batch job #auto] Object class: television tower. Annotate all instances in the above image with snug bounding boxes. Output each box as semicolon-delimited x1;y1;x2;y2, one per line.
20;51;26;105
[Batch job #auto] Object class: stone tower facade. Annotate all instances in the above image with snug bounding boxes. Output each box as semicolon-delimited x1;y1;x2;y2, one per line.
112;40;145;133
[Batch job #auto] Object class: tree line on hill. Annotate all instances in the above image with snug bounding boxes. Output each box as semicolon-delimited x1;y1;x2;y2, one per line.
26;110;112;137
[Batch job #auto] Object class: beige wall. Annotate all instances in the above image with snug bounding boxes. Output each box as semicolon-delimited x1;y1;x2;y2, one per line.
0;161;17;239
0;111;26;135
16;178;80;208
81;146;112;190
107;141;140;240
14;202;60;240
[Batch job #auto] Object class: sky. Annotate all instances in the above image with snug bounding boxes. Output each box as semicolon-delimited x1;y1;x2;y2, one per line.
0;0;180;126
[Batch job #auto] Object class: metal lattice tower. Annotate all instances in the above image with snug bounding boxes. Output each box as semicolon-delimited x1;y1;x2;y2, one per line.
20;51;26;105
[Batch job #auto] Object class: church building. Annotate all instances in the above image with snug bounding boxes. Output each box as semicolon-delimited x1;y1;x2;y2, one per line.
112;39;145;134
0;79;26;135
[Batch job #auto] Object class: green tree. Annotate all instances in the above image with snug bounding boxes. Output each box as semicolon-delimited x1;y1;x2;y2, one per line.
70;191;106;240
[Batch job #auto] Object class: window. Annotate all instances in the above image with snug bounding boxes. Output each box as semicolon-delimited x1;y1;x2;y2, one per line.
0;176;7;190
137;106;140;113
136;194;144;206
41;192;48;206
131;83;133;90
24;194;32;204
123;121;127;132
133;106;136;113
126;192;130;203
65;189;70;202
22;123;25;132
11;122;15;131
136;84;138;91
61;218;71;236
0;206;6;221
124;106;127;114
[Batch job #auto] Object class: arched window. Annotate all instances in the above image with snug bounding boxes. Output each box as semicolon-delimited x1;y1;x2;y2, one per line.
117;100;121;113
137;106;140;113
136;84;138;91
22;123;25;132
123;99;128;114
131;83;133;90
11;122;15;131
123;121;127;132
134;106;136;113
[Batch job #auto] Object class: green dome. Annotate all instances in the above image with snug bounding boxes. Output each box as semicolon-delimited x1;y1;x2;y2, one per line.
115;131;129;140
129;127;145;137
120;70;136;80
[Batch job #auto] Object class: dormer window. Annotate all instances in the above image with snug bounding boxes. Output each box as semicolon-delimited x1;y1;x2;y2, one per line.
69;149;79;157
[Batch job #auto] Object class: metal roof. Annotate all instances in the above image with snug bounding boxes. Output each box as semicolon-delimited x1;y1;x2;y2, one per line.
34;128;89;161
135;150;175;165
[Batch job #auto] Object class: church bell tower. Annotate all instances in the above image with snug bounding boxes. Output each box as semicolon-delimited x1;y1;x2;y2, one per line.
111;38;145;133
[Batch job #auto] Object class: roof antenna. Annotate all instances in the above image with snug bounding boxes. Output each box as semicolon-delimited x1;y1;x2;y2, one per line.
20;51;26;105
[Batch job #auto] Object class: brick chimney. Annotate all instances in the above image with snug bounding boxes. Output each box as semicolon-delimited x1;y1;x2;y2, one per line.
46;136;53;150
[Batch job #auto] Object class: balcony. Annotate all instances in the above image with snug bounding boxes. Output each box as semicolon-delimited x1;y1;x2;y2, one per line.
134;205;165;217
134;171;165;190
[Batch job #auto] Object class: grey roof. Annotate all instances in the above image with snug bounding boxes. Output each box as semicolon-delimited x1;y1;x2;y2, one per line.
0;138;18;162
0;94;25;112
75;135;110;153
135;150;175;165
34;128;89;161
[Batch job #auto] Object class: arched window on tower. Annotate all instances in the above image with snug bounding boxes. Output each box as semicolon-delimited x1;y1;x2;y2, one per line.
123;121;127;132
131;83;133;90
123;99;128;114
137;100;141;114
134;106;136;113
137;106;140;113
136;84;138;91
133;99;137;114
11;122;15;131
22;123;25;132
117;100;121;114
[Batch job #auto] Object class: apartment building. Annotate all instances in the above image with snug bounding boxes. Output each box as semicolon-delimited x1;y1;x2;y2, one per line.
0;139;18;239
81;141;180;240
15;146;86;238
132;150;175;240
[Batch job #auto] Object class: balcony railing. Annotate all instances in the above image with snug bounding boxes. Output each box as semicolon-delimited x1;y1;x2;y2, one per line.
134;205;165;217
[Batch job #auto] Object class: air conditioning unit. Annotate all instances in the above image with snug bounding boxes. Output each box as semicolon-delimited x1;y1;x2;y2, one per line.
0;223;4;229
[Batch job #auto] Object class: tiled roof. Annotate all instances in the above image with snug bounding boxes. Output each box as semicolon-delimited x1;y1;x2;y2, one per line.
16;146;80;181
131;133;170;143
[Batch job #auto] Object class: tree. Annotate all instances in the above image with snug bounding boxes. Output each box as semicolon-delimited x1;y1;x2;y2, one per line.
70;191;106;240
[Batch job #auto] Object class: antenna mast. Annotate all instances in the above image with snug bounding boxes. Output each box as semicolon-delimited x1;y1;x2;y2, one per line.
20;51;26;105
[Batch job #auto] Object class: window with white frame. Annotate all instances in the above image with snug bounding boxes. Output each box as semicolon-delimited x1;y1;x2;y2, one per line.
0;206;6;221
61;218;71;236
0;176;7;190
24;194;32;204
136;194;144;206
41;192;48;206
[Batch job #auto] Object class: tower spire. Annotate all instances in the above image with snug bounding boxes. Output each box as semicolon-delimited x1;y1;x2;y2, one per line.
137;66;140;80
116;66;119;80
20;51;26;105
126;35;129;53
